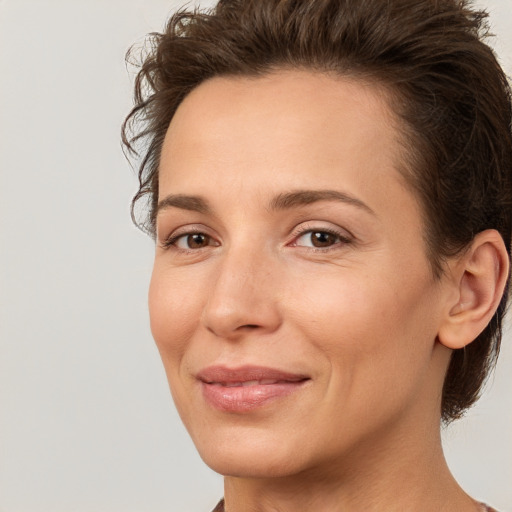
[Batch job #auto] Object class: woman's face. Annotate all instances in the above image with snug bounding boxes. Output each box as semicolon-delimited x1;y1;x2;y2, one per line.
149;70;452;478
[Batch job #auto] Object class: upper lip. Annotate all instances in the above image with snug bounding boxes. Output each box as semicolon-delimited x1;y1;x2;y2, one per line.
197;365;310;385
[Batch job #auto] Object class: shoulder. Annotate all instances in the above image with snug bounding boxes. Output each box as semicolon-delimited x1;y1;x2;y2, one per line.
480;504;499;512
211;499;224;512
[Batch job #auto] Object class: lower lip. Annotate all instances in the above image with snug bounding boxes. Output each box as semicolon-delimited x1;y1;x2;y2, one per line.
201;381;307;412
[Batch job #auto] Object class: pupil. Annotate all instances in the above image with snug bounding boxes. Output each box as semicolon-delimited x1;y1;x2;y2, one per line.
312;232;335;247
188;234;207;248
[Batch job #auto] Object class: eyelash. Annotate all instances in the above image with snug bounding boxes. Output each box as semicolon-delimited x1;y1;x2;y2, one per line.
289;225;353;251
160;225;353;252
161;228;216;251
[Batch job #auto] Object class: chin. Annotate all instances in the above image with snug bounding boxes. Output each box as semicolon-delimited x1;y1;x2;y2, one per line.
192;429;312;478
203;453;306;479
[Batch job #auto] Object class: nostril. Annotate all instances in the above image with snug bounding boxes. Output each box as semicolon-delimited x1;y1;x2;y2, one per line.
202;291;282;337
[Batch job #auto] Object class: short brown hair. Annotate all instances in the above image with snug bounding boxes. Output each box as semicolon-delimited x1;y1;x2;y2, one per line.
122;0;512;422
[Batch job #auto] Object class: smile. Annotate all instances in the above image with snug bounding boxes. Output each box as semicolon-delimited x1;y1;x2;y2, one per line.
197;366;310;412
211;379;297;387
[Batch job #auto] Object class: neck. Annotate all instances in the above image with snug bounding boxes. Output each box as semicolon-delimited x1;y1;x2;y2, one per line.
222;416;476;512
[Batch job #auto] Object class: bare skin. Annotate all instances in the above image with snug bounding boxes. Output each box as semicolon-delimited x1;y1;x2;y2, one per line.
150;70;508;512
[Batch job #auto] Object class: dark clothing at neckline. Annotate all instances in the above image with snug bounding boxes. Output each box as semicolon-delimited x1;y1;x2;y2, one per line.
211;498;498;511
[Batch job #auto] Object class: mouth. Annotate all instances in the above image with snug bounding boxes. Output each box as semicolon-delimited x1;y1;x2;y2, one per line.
197;365;310;412
209;378;303;387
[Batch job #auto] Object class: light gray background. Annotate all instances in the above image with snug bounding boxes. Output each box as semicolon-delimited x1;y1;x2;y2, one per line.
0;1;510;511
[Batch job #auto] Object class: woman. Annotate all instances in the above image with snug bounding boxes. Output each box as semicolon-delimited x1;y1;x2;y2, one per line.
123;0;512;510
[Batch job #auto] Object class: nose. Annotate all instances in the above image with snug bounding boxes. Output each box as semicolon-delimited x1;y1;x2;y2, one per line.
201;246;282;340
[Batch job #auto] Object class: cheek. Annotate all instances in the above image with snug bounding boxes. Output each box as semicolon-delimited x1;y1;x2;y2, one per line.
286;266;438;395
148;266;209;428
289;280;439;453
148;266;203;368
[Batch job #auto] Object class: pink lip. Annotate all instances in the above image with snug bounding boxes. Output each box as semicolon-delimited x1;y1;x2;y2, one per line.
197;365;310;413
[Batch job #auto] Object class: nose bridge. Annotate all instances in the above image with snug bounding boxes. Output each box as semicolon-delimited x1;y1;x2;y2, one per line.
202;240;281;338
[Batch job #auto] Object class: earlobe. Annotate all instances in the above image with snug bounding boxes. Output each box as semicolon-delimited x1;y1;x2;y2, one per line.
438;230;509;350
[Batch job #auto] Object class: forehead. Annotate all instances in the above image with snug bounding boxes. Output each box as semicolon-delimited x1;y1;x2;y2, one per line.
161;69;402;181
159;69;416;221
169;69;395;126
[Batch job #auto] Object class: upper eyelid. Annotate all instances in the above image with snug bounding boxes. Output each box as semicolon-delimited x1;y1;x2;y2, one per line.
289;221;355;240
289;230;352;249
159;223;214;240
158;225;219;250
294;229;350;241
173;232;218;249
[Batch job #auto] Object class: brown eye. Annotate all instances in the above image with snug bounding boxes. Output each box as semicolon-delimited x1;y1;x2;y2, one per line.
310;231;338;247
294;230;342;248
169;232;214;250
184;233;210;249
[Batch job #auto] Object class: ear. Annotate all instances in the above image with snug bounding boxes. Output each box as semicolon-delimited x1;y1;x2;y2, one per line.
438;230;509;350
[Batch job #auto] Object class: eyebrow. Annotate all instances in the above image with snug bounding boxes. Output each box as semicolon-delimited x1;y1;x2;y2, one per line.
156;189;375;216
269;189;375;215
156;194;211;215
